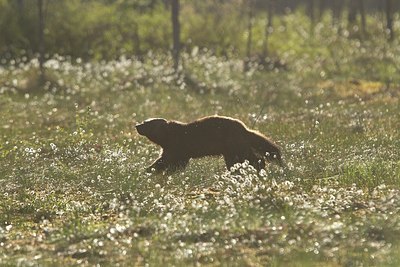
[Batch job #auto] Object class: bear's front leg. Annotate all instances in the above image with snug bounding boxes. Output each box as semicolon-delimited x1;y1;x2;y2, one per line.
146;156;169;173
146;152;189;173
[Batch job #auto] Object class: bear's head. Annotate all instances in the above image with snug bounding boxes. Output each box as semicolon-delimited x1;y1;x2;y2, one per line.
136;118;170;147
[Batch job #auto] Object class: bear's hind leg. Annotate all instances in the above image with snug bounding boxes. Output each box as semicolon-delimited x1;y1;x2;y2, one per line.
224;151;265;172
223;154;238;171
247;154;265;171
167;158;189;172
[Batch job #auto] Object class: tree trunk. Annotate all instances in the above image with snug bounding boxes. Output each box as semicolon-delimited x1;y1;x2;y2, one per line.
318;0;325;20
132;22;142;61
386;0;394;41
38;0;45;82
262;0;273;58
244;0;254;71
17;0;24;13
359;0;366;37
171;0;180;72
17;0;25;42
348;0;358;25
332;0;343;28
309;0;315;36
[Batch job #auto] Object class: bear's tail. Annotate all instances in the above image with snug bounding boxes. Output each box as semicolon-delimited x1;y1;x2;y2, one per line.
248;131;284;167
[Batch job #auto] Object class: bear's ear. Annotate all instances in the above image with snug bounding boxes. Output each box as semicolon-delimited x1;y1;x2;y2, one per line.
155;119;171;142
147;118;169;132
144;118;167;124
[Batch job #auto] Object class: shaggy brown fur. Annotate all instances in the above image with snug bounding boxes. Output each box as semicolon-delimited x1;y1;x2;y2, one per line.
135;115;283;173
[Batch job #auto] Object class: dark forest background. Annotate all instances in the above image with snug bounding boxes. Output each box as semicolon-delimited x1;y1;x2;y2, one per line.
0;0;398;63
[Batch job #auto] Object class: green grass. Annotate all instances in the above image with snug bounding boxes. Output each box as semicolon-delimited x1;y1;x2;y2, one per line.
1;15;400;266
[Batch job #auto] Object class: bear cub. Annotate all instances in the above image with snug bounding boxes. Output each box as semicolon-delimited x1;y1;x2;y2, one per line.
136;115;283;173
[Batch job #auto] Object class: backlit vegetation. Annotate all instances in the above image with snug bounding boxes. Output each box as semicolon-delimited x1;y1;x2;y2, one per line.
0;10;399;266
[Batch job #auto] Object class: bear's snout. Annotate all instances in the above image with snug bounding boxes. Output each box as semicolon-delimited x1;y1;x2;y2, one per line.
135;123;145;135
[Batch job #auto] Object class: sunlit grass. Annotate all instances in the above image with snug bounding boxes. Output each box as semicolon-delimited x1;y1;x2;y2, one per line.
0;14;399;266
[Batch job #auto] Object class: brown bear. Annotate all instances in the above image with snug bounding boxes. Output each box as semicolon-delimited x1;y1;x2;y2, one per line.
135;115;283;173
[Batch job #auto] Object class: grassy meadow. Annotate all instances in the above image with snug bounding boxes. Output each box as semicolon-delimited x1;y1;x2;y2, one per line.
1;14;400;266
